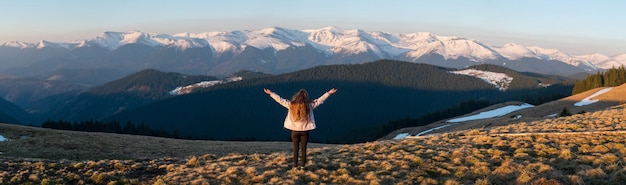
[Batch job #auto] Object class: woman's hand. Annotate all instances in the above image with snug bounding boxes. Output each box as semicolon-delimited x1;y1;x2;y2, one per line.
263;88;272;94
328;88;337;94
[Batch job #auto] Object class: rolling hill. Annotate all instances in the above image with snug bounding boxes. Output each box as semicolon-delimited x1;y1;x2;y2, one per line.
384;82;626;140
0;96;33;124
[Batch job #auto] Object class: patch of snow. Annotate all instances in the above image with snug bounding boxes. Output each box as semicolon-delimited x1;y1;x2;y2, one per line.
546;113;559;118
538;82;552;88
393;133;410;140
574;87;613;107
451;69;513;91
415;124;452;136
0;135;7;142
47;75;63;81
170;76;243;95
447;103;534;123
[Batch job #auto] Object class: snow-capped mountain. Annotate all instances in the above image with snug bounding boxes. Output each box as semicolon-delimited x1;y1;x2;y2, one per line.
1;27;624;84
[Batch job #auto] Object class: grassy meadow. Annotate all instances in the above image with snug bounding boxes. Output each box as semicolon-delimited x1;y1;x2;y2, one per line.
1;105;625;184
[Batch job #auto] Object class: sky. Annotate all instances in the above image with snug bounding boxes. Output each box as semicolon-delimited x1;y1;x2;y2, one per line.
1;0;625;56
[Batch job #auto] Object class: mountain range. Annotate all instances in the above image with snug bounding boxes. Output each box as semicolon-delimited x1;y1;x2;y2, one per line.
1;27;624;85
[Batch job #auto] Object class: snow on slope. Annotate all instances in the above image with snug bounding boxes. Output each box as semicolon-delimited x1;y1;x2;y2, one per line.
450;69;513;91
492;43;534;59
447;103;535;123
170;76;243;95
3;27;626;70
394;123;454;139
394;102;535;139
574;87;613;107
393;133;410;139
0;135;6;142
415;124;453;137
1;41;33;48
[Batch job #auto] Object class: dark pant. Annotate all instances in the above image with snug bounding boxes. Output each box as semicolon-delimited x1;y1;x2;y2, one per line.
291;131;309;167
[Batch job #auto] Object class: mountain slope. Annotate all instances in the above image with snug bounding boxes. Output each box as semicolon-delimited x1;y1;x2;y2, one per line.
384;82;626;140
43;69;218;122
106;60;572;143
1;27;624;85
0;97;27;124
0;76;87;113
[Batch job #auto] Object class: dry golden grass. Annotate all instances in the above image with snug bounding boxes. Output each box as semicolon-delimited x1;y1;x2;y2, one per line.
0;123;334;160
1;105;625;184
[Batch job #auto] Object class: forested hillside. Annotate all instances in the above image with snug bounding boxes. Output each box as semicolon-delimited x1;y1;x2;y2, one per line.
89;69;218;98
572;66;626;94
107;60;573;143
0;96;32;124
0;111;20;124
41;69;217;122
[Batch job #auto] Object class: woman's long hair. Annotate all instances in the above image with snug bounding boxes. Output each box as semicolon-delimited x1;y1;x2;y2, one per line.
289;89;310;122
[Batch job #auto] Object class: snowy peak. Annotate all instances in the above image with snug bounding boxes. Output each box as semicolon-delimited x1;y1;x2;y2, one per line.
1;41;33;48
573;53;619;69
436;37;500;60
0;40;72;49
303;27;409;57
245;27;308;50
35;40;73;49
84;31;163;50
493;43;535;59
2;27;625;71
79;30;212;50
401;33;500;61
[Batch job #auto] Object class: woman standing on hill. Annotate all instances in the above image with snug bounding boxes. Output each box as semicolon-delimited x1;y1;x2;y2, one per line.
264;88;337;170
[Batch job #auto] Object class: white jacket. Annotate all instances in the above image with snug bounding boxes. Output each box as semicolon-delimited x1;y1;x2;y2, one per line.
269;92;331;131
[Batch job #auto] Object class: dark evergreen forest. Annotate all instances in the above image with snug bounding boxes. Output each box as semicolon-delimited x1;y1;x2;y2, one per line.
0;111;20;124
41;69;217;122
104;60;573;143
572;66;626;94
41;120;182;139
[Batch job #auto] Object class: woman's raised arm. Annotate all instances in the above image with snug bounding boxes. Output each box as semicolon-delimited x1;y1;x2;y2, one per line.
264;88;290;108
